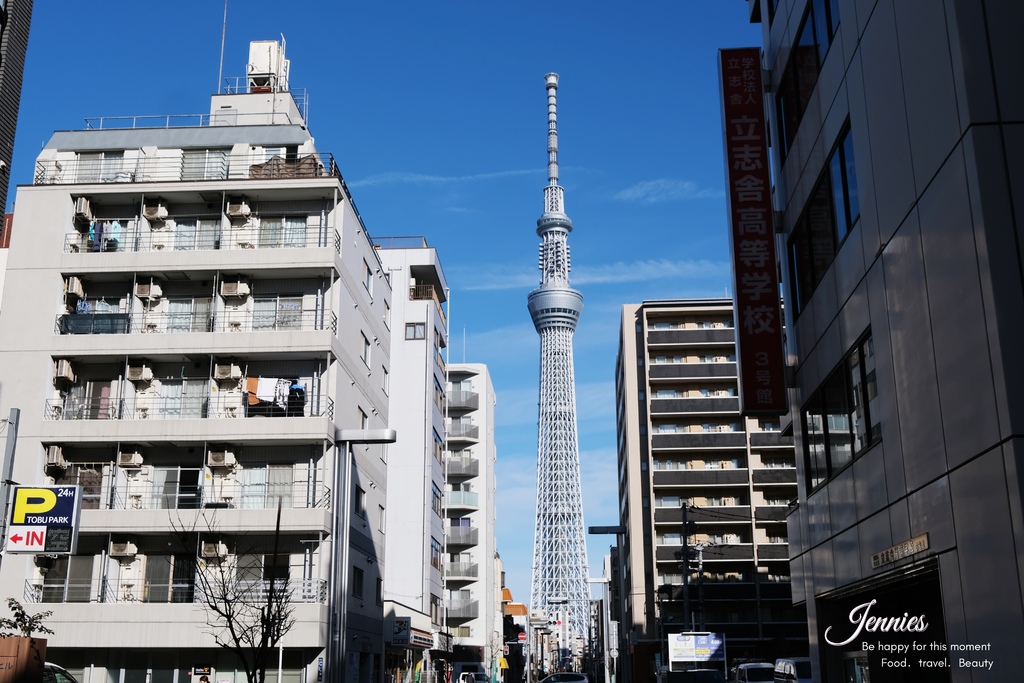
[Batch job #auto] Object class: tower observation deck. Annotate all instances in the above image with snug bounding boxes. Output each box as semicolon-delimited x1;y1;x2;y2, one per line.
527;73;590;639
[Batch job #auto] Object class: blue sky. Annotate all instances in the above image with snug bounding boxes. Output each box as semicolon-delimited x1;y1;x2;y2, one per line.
10;1;761;604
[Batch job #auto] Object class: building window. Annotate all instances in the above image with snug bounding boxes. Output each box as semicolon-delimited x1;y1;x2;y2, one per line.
433;431;444;463
376;578;383;605
351;566;364;598
354;487;366;518
406;323;425;340
803;333;879;490
361;333;371;366
775;0;841;161
788;125;860;313
378;504;386;533
383;300;391;329
430;537;442;570
430;594;442;624
253;295;303;330
382;367;389;395
359;408;369;430
363;260;373;294
432;483;443;516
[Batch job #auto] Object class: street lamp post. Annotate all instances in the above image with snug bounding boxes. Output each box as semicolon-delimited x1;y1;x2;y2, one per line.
328;428;397;683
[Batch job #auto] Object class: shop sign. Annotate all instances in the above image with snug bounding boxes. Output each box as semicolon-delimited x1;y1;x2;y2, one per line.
871;533;929;569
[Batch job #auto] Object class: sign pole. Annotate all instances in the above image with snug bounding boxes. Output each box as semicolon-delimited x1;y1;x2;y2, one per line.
0;408;20;568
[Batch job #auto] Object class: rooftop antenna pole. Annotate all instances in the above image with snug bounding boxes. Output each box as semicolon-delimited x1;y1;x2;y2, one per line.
217;0;228;93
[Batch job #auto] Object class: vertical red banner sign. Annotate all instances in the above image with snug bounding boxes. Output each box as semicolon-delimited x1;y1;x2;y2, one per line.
719;48;787;415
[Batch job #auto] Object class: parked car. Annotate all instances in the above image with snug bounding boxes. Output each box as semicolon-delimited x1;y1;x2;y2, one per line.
731;662;774;682
539;674;588;683
673;669;726;683
44;664;80;683
774;658;813;683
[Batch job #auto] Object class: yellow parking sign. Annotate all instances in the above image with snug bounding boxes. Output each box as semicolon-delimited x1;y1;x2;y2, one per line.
6;486;81;554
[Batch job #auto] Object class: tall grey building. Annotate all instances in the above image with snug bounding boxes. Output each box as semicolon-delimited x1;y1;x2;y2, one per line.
0;0;33;212
615;299;806;682
746;0;1024;680
0;40;392;683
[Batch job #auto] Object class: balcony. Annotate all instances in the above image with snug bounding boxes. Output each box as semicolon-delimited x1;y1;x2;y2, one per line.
447;599;479;620
55;309;337;336
63;225;341;254
446;390;479;411
45;391;333;422
446;562;479;580
445;526;479;547
25;577;327;605
446;455;479;478
649;363;737;380
749;431;794;448
35;152;339;187
446;422;479;440
444;491;479;509
410;284;447;328
650;397;739;415
651;432;747;449
57;467;328;511
652;469;749;486
648;329;735;345
751;468;797;485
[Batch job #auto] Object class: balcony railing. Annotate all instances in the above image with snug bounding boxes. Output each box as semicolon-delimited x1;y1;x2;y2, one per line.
35;152;339;186
444;491;479;508
445;455;479;478
446;422;479;440
54;309;337;335
445;526;479;546
64;226;341;254
45;392;333;421
447;599;479;619
410;284;447;328
446;391;479;411
25;577;327;605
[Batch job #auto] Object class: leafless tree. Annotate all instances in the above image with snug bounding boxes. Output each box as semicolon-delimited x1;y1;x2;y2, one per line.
171;500;295;683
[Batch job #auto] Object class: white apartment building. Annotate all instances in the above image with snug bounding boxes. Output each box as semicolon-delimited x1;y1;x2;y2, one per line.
0;41;393;683
376;239;451;681
444;364;499;674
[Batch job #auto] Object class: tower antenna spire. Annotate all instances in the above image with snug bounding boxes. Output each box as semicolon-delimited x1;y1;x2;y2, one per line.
528;73;590;641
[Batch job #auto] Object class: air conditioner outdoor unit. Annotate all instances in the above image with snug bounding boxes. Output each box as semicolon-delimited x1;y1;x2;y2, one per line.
226;201;251;218
201;541;229;559
74;197;92;220
220;281;251;298
118;450;144;468
53;359;76;384
109;541;138;558
135;282;163;300
127;365;153;382
45;445;66;469
143;203;168;221
214;364;242;381
207;450;237;468
64;276;85;301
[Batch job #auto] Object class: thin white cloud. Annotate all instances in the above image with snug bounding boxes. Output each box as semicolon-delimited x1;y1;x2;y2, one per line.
349;169;540;188
614;178;723;203
456;258;731;291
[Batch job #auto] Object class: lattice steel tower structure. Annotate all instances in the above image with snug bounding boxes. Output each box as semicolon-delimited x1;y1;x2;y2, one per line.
527;73;589;638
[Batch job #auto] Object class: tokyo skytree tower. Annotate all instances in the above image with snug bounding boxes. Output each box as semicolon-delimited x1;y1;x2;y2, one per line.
527;73;589;638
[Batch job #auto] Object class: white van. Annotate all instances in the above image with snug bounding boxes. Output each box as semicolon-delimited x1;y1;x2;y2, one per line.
773;658;813;683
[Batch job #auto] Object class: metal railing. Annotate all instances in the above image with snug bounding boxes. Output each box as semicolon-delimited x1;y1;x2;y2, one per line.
447;599;480;619
45;393;333;421
53;309;337;335
35;152;338;186
64;226;341;254
26;577;326;605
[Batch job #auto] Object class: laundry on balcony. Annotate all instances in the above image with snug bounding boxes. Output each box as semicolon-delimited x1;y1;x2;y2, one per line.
88;220;123;252
245;376;306;417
